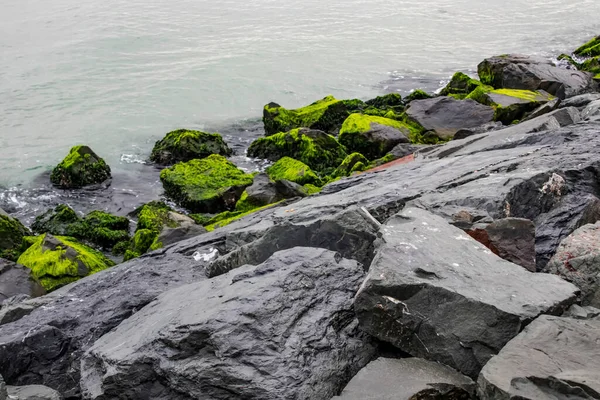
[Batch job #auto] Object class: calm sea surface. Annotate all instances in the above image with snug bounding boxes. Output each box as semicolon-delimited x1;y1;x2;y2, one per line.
1;0;599;218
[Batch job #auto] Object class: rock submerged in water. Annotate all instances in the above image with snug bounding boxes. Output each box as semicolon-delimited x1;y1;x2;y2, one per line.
149;128;233;165
50;146;111;189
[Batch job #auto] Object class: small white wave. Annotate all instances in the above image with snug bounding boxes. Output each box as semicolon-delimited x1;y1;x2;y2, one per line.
120;154;147;164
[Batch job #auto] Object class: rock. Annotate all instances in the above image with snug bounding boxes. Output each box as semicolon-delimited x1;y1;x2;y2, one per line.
521;97;561;121
333;153;369;177
243;173;282;207
564;304;600;320
0;212;30;262
6;385;62;400
30;205;79;237
365;93;404;112
50;146;111;189
149;129;232;165
388;143;430;159
439;71;484;99
574;35;600;57
0;296;53;326
406;97;495;140
467;87;555;124
477;54;597;99
453;121;503;140
160;154;254;213
560;93;600;109
265;157;321;185
333;357;476;400
0;259;45;302
16;234;114;292
80;248;376;400
478;315;600;400
247;128;348;172
263;95;366;136
156;212;206;248
274;179;308;199
354;208;579;378
0;374;6;400
338;114;411;159
404;89;433;104
544;221;600;307
582;99;600;120
466;218;536;272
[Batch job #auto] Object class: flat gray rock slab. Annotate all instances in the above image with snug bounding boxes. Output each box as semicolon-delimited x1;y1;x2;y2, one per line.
355;208;579;378
333;357;476;400
0;259;45;302
80;248;376;400
6;385;62;400
478;315;600;399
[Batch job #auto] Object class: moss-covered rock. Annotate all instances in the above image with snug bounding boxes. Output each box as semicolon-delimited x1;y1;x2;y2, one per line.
149;129;233;165
403;90;433;104
333;153;369;177
440;72;484;99
580;56;600;75
160;154;254;213
17;234;114;291
467;87;554;124
574;36;600;57
262;95;366;136
204;201;281;232
0;211;31;262
265;157;321;186
133;201;174;232
31;204;79;236
247;128;347;173
50;145;111;189
365;93;404;112
338;114;414;159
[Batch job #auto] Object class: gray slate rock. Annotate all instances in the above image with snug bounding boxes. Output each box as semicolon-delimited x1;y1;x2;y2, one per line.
454;121;503;140
80;248;376;400
478;54;597;99
274;179;307;199
6;385;62;400
582;99;600;120
354;208;579;378
0;259;45;302
156;211;206;247
245;173;281;206
406;97;495;140
333;357;476;400
560;93;600;109
478;315;600;400
388;143;430;159
342;122;410;160
0;296;54;326
1;374;6;400
564;304;600;320
521;97;561;122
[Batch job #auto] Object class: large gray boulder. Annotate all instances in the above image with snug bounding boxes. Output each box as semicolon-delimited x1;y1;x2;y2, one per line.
80;248;376;400
0;259;45;302
478;54;597;99
155;211;206;247
354;208;579;378
6;385;62;400
478;315;600;399
406;97;495;140
333;357;476;400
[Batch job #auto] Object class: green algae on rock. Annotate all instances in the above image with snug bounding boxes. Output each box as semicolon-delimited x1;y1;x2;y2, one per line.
265;157;321;186
403;90;433;104
262;95;366;136
0;211;31;262
467;87;554;124
333;152;369;177
574;36;600;57
160;155;254;213
50;145;111;189
149;129;233;165
440;72;484;99
365;93;404;112
17;234;114;291
31;204;79;236
247;128;347;173
338;114;412;159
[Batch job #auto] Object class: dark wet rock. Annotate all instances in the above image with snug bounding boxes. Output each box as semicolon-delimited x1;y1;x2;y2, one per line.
354;208;578;378
478;54;597;99
338;114;411;159
30;205;79;237
561;93;600;109
544;221;600;307
156;212;206;248
521;97;561;122
6;385;62;400
466;218;536;272
333;357;476;400
50;146;111;189
582;99;600;120
0;211;30;262
149;129;232;165
439;71;484;98
406;97;495;140
478;315;600;400
468;88;555;125
244;173;282;206
0;374;5;400
0;296;54;326
80;248;376;400
453;121;503;140
388;143;430;159
274;179;307;199
0;259;45;302
564;304;600;320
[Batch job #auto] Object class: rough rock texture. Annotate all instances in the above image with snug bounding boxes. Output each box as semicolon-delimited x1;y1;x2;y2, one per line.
561;93;600;108
564;304;600;320
0;296;54;327
0;374;5;400
478;54;597;99
354;208;578;378
80;248;376;400
149;129;232;165
468;88;554;124
388;143;430;159
454;121;503;140
583;99;600;120
333;357;476;400
50;146;111;189
6;385;63;400
156;212;206;247
467;218;536;272
522;97;561;121
244;173;283;206
406;97;495;140
0;212;30;262
0;259;45;302
478;315;600;400
544;221;600;307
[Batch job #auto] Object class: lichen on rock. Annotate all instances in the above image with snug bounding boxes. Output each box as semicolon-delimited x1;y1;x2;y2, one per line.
50;145;111;188
149;129;232;165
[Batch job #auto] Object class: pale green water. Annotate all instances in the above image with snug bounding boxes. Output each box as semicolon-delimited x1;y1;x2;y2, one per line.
0;0;599;215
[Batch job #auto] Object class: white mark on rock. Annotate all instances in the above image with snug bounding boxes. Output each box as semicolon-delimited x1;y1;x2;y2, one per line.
193;247;219;262
454;235;471;241
540;173;566;196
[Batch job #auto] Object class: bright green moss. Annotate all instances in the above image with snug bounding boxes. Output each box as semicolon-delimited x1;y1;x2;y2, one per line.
365;93;404;113
149;129;232;165
302;184;322;195
130;229;158;255
31;204;79;235
403;90;432;104
467;87;554;124
17;234;114;291
333;153;369;177
574;36;600;57
265;157;321;185
234;190;261;213
188;214;212;225
557;54;581;68
580;57;600;74
50;146;111;188
0;214;30;261
134;201;173;233
205;201;282;231
595;73;600;81
247;128;347;173
440;72;483;98
160;154;254;213
123;250;140;262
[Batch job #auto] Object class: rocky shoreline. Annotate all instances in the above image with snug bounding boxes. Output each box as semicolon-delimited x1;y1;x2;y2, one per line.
1;36;600;399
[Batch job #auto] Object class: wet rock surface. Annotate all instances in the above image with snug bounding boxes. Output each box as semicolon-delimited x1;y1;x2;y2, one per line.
0;259;45;302
6;384;63;400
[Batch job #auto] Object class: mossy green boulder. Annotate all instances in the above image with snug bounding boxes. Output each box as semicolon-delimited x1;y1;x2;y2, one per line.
17;234;115;291
262;95;366;136
0;210;31;261
161;154;254;213
467;87;554;124
149;129;233;165
50;145;111;188
247;128;347;173
580;57;600;75
338;114;413;159
333;153;369;177
365;93;404;112
31;204;79;236
403;90;433;104
265;157;321;186
574;36;600;57
440;72;484;99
